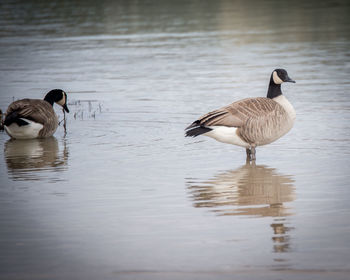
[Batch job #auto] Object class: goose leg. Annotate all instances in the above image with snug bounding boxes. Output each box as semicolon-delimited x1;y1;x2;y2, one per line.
245;148;251;163
250;146;256;161
246;148;251;158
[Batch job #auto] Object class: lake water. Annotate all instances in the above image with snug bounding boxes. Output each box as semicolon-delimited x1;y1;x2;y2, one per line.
1;0;350;279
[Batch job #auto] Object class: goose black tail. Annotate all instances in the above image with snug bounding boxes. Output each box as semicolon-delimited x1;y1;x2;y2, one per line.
185;126;212;137
4;112;29;126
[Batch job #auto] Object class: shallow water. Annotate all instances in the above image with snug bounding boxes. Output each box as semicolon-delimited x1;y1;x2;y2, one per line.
1;0;350;279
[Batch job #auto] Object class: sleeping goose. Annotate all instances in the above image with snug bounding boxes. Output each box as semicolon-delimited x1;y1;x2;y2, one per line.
185;69;296;161
4;89;69;139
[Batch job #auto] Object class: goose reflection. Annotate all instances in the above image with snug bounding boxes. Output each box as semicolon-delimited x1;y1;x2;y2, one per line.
188;163;295;217
187;163;295;254
4;137;68;181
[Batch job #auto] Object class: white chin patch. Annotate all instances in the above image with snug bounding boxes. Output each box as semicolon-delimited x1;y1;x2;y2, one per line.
57;94;66;106
273;71;283;84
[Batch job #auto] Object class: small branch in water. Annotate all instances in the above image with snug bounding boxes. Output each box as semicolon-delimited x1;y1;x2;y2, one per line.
62;108;67;135
58;108;67;136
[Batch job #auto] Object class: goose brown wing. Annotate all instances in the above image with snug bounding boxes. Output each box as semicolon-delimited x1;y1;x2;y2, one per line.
6;99;56;125
188;97;279;129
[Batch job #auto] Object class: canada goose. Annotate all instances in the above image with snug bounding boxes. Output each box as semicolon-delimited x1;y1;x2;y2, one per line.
185;69;296;161
4;89;69;139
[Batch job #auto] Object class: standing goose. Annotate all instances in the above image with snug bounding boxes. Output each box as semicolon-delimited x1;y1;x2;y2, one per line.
4;89;69;139
185;69;296;161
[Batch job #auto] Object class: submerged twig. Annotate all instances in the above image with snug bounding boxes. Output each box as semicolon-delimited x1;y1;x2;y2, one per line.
58;108;67;136
62;108;67;135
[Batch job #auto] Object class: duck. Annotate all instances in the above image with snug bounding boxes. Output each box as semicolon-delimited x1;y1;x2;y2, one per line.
185;69;296;161
3;89;69;139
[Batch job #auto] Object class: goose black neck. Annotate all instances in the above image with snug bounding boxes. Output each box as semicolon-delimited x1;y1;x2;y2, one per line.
43;93;55;106
267;78;282;99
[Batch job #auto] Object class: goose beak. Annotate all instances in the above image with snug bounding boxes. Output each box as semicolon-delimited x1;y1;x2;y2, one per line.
285;76;296;83
63;104;70;113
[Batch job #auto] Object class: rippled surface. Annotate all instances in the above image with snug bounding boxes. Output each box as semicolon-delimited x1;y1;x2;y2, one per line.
1;0;350;279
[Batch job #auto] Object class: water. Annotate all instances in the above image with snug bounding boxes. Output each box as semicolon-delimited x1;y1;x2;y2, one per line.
1;0;350;279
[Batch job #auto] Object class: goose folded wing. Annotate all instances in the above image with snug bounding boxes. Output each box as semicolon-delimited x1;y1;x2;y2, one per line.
195;108;244;128
186;97;280;130
6;99;53;125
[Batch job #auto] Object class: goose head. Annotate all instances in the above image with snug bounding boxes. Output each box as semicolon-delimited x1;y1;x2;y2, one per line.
44;89;70;113
271;69;295;85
